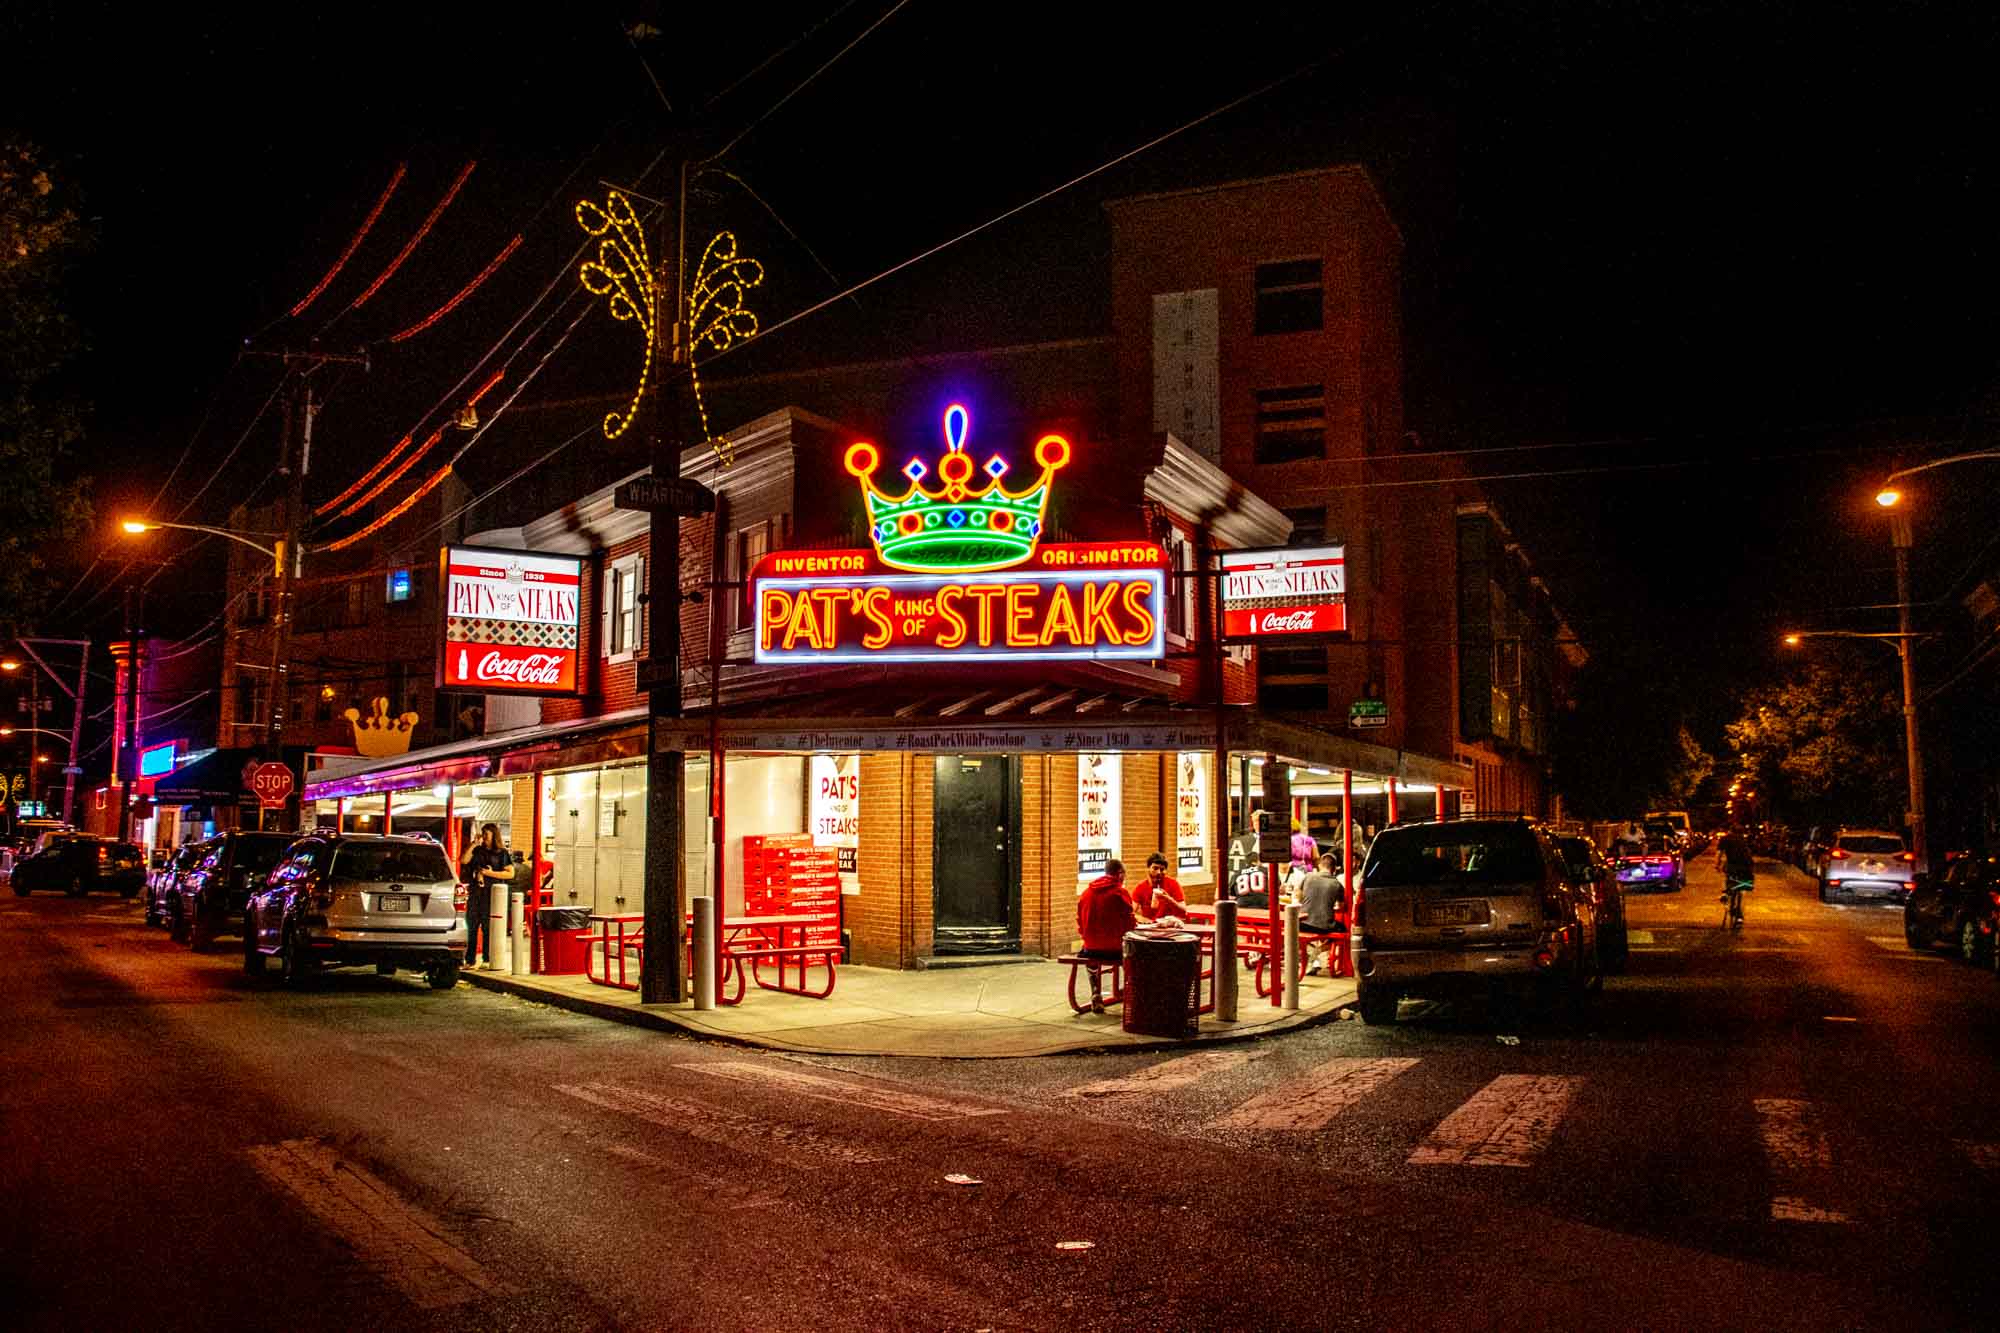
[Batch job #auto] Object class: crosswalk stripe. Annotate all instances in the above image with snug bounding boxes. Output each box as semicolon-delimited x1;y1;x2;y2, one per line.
1407;1075;1580;1167
1212;1057;1420;1130
246;1139;506;1309
1752;1098;1850;1224
1070;1048;1259;1099
681;1060;1007;1122
556;1081;889;1165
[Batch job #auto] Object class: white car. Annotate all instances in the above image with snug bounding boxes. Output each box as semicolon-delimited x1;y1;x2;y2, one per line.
244;833;467;988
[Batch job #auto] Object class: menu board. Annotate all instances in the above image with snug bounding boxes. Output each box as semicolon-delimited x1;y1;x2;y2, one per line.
437;545;584;696
741;833;840;952
1176;751;1208;875
1077;753;1121;880
809;753;861;895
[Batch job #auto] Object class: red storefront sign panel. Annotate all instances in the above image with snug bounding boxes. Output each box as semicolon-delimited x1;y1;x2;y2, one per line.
1219;544;1347;643
437;544;584;696
752;543;1167;665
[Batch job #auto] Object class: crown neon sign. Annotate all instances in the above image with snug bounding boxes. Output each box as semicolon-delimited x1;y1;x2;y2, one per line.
844;403;1071;574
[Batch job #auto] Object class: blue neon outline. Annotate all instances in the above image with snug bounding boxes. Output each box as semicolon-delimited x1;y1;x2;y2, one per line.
752;568;1167;664
944;402;970;452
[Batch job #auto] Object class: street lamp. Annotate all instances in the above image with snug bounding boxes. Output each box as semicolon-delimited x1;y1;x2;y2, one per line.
1782;627;1929;863
120;517;283;569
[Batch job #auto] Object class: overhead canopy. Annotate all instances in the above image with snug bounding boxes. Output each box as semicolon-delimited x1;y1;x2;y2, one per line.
151;747;271;804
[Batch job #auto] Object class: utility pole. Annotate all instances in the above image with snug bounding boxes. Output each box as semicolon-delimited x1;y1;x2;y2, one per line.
64;641;87;826
1888;509;1928;865
116;587;143;842
25;663;38;815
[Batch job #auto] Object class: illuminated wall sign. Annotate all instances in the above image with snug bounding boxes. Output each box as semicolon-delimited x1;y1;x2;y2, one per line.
437;545;585;695
757;407;1163;663
139;741;180;779
809;753;861;895
1176;751;1209;875
1077;753;1121;880
1220;544;1347;640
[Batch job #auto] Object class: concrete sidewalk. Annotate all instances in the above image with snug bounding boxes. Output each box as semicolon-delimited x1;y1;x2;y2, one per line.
463;954;1355;1057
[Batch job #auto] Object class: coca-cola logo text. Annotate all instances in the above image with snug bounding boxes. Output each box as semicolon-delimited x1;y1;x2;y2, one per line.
474;651;566;685
1256;610;1321;632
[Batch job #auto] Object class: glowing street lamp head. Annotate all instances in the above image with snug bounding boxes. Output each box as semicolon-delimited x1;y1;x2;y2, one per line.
1782;633;1802;647
0;659;18;672
1874;488;1902;509
120;519;155;535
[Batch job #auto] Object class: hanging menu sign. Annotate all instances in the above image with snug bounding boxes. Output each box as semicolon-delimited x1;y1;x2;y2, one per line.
1219;544;1347;641
437;545;585;696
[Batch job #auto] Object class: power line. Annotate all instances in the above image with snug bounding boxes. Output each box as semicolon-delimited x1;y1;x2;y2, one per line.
699;0;866;115
705;0;916;164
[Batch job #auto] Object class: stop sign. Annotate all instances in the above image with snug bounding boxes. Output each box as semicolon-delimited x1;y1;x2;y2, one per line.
247;762;294;808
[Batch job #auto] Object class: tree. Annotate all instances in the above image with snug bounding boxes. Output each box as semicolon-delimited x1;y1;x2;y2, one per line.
0;139;91;629
1724;646;1903;828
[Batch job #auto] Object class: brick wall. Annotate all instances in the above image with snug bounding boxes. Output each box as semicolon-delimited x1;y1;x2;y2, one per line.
1047;754;1081;953
851;753;935;967
1019;755;1053;958
1120;752;1169;873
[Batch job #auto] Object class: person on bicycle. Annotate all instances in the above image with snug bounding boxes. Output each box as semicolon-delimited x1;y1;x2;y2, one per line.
1716;829;1754;900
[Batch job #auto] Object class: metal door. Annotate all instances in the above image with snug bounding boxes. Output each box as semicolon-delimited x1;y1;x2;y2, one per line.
932;755;1018;954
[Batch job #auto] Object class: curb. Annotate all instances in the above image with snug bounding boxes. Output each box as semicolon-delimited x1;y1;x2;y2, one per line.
461;968;1354;1059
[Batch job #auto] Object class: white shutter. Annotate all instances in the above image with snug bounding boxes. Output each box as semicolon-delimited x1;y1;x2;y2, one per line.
600;563;614;659
634;554;646;654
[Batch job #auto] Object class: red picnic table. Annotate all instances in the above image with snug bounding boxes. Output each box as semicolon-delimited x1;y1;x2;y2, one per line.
1181;902;1347;995
583;911;838;1003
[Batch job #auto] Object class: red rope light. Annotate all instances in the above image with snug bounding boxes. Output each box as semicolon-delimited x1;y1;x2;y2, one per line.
465;367;506;407
314;432;414;516
386;234;523;343
345;160;477;312
317;465;454;552
338;425;445;518
288;164;406;318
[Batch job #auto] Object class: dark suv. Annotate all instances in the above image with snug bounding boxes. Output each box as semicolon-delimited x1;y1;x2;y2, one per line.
1351;817;1602;1025
10;834;145;897
1904;852;2000;963
145;841;211;928
174;830;299;948
1553;832;1629;974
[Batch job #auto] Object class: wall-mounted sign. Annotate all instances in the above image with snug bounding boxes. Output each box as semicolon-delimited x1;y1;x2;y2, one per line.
138;741;180;779
1349;698;1389;729
809;753;861;894
1077;753;1122;880
437;545;584;695
1176;751;1209;874
1220;544;1347;640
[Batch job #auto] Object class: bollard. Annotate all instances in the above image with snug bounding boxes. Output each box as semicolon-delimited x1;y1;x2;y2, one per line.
1283;901;1302;1011
487;892;506;970
508;889;527;975
691;895;717;1010
1214;897;1239;1022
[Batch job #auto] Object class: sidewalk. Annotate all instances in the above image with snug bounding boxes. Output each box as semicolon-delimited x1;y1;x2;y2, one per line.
463;954;1355;1057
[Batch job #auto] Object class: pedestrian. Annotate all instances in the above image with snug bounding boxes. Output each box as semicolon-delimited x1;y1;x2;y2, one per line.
459;822;515;965
1134;851;1188;922
1076;858;1138;1013
1290;817;1318;871
1298;851;1345;975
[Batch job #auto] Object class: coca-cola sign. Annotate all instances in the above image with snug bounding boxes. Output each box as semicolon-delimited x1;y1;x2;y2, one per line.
437;544;584;697
1219;544;1347;642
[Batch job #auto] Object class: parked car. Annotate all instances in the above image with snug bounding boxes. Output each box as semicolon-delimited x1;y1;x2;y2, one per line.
9;834;145;897
1350;816;1601;1026
1817;827;1916;903
1553;832;1628;973
173;830;300;948
244;833;466;989
1904;852;2000;963
145;841;212;928
1613;836;1684;892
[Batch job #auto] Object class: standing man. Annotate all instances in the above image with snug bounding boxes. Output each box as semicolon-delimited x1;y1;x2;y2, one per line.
459;822;515;966
1076;858;1138;1014
1134;851;1189;922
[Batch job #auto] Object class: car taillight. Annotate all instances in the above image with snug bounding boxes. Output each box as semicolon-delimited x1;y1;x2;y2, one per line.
1646;855;1671;865
1899;852;1915;863
453;884;469;913
1829;848;1849;859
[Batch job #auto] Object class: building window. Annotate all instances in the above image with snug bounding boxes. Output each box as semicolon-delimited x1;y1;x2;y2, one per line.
603;554;644;661
1258;644;1328;712
1281;505;1326;548
385;567;414;604
1255;386;1326;464
346;578;369;625
237;676;268;727
1164;528;1195;639
729;517;785;632
1254;258;1322;335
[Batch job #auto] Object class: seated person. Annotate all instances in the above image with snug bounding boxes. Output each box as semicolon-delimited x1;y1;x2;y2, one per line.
1133;851;1189;922
1076;859;1137;1014
1298;851;1346;975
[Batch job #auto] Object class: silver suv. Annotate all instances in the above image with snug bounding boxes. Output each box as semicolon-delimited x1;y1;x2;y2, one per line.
1817;827;1916;903
245;834;466;989
1351;817;1600;1025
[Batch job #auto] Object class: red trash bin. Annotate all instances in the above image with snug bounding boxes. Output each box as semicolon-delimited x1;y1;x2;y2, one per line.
536;905;595;975
1121;929;1201;1038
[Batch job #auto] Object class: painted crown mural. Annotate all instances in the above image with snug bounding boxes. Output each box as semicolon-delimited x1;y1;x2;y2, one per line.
843;404;1071;573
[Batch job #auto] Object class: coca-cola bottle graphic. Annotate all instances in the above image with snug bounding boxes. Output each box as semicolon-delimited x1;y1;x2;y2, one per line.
457;648;469;681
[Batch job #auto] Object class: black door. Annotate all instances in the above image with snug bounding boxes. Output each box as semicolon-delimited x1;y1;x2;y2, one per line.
932;755;1018;954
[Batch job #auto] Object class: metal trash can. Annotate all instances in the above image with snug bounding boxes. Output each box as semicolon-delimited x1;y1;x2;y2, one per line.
1121;929;1201;1038
537;904;595;975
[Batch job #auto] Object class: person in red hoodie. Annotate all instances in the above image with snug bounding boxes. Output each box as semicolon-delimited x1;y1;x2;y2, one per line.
1077;858;1137;1013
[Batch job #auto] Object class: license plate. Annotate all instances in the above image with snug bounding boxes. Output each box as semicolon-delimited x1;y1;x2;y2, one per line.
1417;899;1491;927
377;894;411;913
1861;861;1884;872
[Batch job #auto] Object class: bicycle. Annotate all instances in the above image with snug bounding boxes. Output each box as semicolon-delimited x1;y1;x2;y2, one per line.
1720;876;1749;930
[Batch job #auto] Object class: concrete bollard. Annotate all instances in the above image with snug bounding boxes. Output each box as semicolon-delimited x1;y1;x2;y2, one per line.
1283;902;1302;1011
487;893;506;970
1214;897;1239;1022
692;895;717;1011
509;889;527;975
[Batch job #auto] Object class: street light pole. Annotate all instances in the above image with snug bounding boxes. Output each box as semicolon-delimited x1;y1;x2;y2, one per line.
1888;510;1927;865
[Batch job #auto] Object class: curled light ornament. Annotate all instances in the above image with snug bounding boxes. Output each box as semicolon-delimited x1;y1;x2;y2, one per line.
685;230;764;466
575;189;657;441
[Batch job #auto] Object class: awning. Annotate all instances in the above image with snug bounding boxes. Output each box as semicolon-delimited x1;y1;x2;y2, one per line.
152;747;301;804
303;707;646;802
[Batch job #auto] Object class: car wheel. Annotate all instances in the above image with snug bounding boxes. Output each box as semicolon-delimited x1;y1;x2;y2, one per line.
187;903;216;952
1905;913;1927;948
168;899;189;943
375;962;397;977
279;924;317;988
1818;880;1834;904
425;960;460;991
1357;984;1397;1025
64;875;86;898
143;893;160;927
11;881;29;897
243;920;267;978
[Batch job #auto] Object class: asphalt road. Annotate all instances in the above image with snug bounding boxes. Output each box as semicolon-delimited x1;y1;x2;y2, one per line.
3;857;1992;1330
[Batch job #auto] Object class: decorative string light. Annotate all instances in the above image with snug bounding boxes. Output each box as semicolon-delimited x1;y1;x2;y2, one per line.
386;234;523;343
345;160;477;312
289;163;406;318
338;424;446;518
316;464;454;553
574;189;656;440
318;371;504;518
685;230;764;466
316;432;414;516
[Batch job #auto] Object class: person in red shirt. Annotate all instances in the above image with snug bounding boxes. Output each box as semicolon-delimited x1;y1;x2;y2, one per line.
1133;851;1189;922
1077;859;1137;1012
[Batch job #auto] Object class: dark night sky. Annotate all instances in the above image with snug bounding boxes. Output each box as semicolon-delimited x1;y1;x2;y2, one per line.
6;1;1997;739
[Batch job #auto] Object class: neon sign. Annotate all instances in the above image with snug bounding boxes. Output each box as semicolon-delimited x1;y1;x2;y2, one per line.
753;542;1165;664
844;403;1070;573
